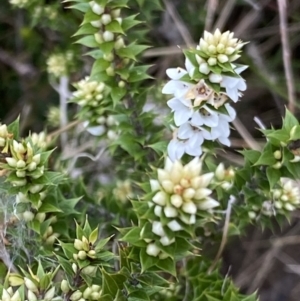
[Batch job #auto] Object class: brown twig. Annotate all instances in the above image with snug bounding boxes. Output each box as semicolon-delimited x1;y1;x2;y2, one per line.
277;0;296;113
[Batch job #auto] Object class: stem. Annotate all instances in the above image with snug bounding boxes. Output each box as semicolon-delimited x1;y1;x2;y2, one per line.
208;196;236;274
59;76;70;148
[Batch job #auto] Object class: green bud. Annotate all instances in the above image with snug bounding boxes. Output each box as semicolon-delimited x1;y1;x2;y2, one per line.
81;266;97;276
78;250;87;260
83;287;92;299
106;66;115;76
118;80;125;88
88;250;96;258
29;184;44;194
16;170;26;178
35;212;46;223
70;290;82;301
74;239;84;251
91;285;101;292
91;292;100;300
61;280;70;294
72;263;77;274
23;211;35;222
44;287;55;301
273;150;282;160
16;160;26;169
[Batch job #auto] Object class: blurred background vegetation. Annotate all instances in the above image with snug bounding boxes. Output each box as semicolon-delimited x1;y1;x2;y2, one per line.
1;0;300;300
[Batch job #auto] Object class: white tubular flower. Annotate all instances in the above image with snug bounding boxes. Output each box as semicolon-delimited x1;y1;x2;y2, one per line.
220;65;247;102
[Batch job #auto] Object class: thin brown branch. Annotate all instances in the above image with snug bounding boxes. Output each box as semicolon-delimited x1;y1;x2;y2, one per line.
277;0;296;113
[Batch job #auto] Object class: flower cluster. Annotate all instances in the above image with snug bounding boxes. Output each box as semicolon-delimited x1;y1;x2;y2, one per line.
214;162;235;191
0;124;11;149
113;179;133;204
163;29;247;161
142;157;217;257
249;178;300;219
46;51;74;78
9;0;30;8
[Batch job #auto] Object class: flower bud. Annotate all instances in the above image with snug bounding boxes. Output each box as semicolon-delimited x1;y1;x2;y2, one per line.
91;292;100;300
70;290;82;301
272;162;282;169
29;184;44;194
72;263;78;274
23;211;35;222
6;157;17;167
82;266;97;276
91;285;101;292
27;162;37;171
0;137;5;147
164;206;178;217
118;80;125;88
217;54;229;63
27;290;37;301
114;37;125;49
199;62;210;74
24;278;39;293
215;163;225;180
90;20;102;28
74;239;84;250
167;220;182;232
44;287;55;301
152;191;167;206
170;194;183;208
11;290;21;301
111;9;121;18
152;221;165;237
106;66;115;76
146;243;160;257
154;205;162;217
32;154;41;164
16;170;26;178
209;73;222;83
78;250;87;260
101;14;111;25
103;31;114;42
160;236;175;246
83;287;92;299
89;2;104;15
206;58;216;67
11;179;27;186
273;150;282;160
248;211;256;219
88;250;96;258
182;201;197;214
16;160;26;168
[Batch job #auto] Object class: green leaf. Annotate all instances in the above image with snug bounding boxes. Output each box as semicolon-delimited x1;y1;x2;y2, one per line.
122;14;142;31
140;248;158;272
73;23;97;36
128;291;150;301
128;65;152;82
7;116;20;140
89;227;99;245
100;41;115;55
38;202;62;213
254;143;276;166
91;59;110;76
155;257;176;276
183;50;198;67
111;87;126;105
102;269;119;296
121;227;142;244
116;44;150;60
106;20;124;34
67;3;90;12
239;150;261;164
283;108;299;132
75;35;99;48
266;166;281;189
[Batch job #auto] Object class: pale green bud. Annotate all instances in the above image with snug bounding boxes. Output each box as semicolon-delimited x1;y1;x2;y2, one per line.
90;20;102;28
78;250;87;260
24;278;39;293
6;157;17;167
101;14;111;25
103;53;114;62
16;160;26;168
61;280;70;294
152;191;167;206
29;184;44;194
83;287;92;299
146;243;160;257
248;211;256;219
0;137;5;147
272;162;282;169
91;285;101;292
216;43;225;53
23;211;35;222
74;238;83;251
215;163;225;180
0;124;8;137
32;154;41;165
208;45;216;54
273;150;282;160
170;194;183;208
82;266;97;276
91;292;100;300
11;290;21;301
16;170;26;178
45;234;58;245
11;179;27;186
217;54;229;63
2;288;12;301
88;250;96;258
199;62;210;74
27;161;37;171
44;287;55;301
111;9;121;18
106;66;115;76
118;80;125;88
103;31;114;42
70;290;82;301
89;1;104;15
72;263;78;274
27;290;37;301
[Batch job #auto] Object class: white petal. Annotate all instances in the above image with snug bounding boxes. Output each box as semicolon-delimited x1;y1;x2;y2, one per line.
162;80;179;94
174;108;192;126
166;68;187;80
178;123;193;139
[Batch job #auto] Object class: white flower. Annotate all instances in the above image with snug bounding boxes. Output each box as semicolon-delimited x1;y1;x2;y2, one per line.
220;65;247;102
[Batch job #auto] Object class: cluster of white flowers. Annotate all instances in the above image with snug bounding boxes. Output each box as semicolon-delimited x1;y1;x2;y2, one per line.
0;124;10;148
249;178;300;219
46;51;74;78
143;157;218;257
163;29;247;161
